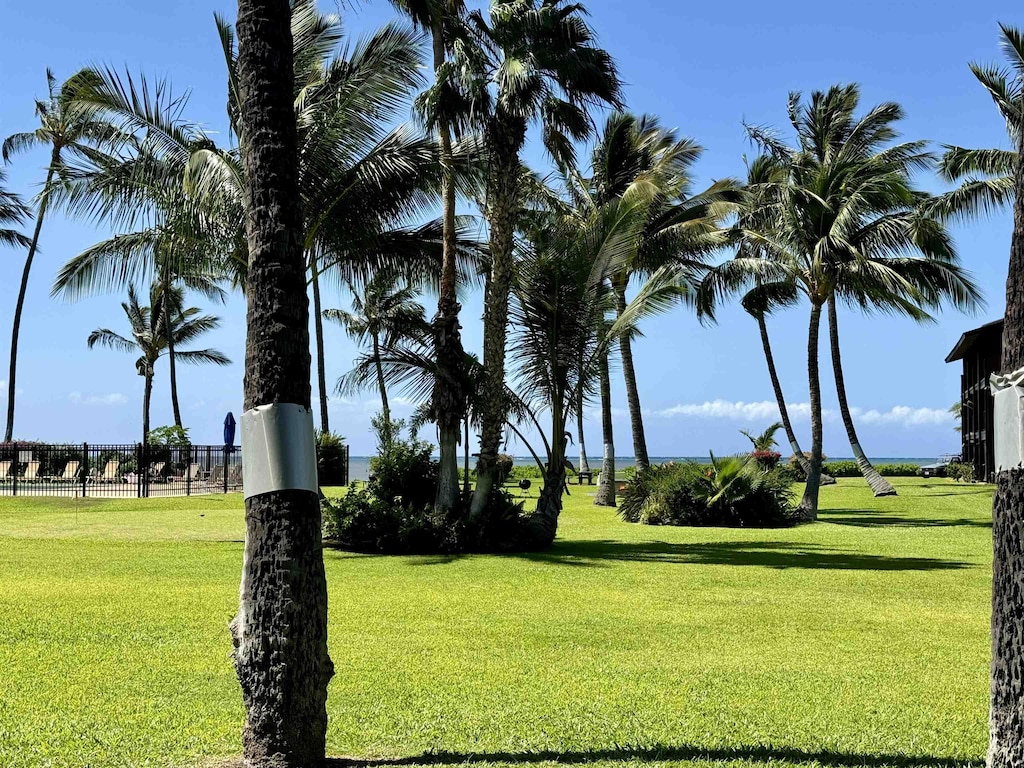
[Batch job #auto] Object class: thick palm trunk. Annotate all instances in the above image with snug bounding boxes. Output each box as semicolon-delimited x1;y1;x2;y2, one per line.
989;127;1024;768
430;21;467;514
756;313;809;474
796;301;823;521
166;304;183;430
310;255;330;433
372;332;390;427
594;350;616;507
614;280;650;473
142;373;153;445
470;116;526;520
463;416;471;497
827;298;895;497
231;3;333;766
5;162;54;443
524;420;568;549
577;387;590;473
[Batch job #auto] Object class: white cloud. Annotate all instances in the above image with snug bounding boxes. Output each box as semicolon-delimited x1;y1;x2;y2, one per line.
645;399;951;428
69;392;128;406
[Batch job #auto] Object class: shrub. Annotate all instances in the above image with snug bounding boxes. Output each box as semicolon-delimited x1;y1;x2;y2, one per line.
947;462;977;483
619;456;797;528
820;461;921;478
495;454;515;484
875;463;921;477
822;460;859;477
751;449;781;470
322;416;528;553
316;430;348;486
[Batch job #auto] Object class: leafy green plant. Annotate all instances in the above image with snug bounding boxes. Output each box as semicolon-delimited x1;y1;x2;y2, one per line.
315;430;348;486
147;426;191;447
619;456;796;528
947;462;977;483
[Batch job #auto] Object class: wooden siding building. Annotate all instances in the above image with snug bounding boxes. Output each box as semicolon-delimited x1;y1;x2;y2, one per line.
945;319;1003;482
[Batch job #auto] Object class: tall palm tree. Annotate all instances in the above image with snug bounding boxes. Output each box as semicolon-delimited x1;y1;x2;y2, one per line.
325;271;428;429
954;23;1024;768
59;7;447;435
389;0;471;513
718;85;979;517
452;0;622;520
2;70;106;442
86;284;229;443
577;113;738;475
229;0;333;765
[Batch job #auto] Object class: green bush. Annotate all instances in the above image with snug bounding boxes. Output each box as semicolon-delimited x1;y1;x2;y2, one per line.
820;461;921;478
147;426;191;447
947;462;977;483
322;417;528;553
875;463;922;477
619;457;797;528
496;454;515;484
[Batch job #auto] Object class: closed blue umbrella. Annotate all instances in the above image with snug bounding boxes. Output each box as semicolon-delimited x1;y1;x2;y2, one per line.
224;412;236;448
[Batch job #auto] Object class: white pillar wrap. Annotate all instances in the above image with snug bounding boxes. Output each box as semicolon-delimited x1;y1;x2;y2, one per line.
240;403;318;499
991;368;1024;472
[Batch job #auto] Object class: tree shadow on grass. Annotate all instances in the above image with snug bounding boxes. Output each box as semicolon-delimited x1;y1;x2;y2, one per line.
408;539;968;571
820;509;991;529
323;744;980;767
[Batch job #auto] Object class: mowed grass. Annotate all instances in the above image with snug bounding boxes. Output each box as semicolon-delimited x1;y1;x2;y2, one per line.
0;478;993;768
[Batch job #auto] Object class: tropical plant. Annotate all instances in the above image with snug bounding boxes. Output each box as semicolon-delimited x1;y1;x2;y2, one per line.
325;271;428;432
2;70;111;441
447;0;622;519
618;457;795;528
227;1;333;765
932;25;1022;221
147;425;191;446
0;168;29;249
705;84;980;516
959;23;1024;768
584;113;738;475
389;0;472;514
86;284;229;444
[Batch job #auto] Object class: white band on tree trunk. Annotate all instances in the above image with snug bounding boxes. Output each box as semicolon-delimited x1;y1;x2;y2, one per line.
241;403;318;499
991;367;1024;472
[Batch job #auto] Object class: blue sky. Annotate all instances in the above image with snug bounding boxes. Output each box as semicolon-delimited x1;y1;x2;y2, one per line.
0;0;1019;456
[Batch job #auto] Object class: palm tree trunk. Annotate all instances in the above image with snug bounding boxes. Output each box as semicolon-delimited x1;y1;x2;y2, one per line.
430;20;466;514
463;416;470;497
827;298;896;497
230;3;333;766
372;331;390;427
594;350;616;507
614;280;650;473
5;161;55;443
577;387;590;473
142;373;153;445
310;253;330;433
796;301;823;521
164;275;183;431
756;313;809;474
470;117;526;521
524;413;568;548
988;126;1024;768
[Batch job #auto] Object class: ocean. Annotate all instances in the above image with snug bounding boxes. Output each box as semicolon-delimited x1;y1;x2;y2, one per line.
346;455;934;482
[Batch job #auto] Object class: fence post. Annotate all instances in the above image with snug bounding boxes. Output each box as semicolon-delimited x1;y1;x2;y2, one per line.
186;445;192;497
82;443;88;498
11;442;17;498
224;446;229;494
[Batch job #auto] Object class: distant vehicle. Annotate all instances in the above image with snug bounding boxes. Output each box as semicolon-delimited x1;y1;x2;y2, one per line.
919;453;962;478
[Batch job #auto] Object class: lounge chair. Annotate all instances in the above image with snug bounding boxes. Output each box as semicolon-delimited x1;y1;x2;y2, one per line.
46;460;80;483
209;464;225;486
148;462;166;482
96;460;121;484
0;461;11;482
22;461;40;482
227;463;243;489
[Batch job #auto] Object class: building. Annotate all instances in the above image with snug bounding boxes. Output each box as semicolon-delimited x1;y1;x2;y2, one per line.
945;319;1003;482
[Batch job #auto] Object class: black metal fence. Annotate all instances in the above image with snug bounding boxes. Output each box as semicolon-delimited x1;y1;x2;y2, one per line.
0;441;350;498
0;443;244;498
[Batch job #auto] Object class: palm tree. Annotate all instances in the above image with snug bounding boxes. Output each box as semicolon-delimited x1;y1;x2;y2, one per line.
2;70;107;442
452;0;622;520
933;25;1022;221
389;0;471;513
87;284;229;443
325;271;428;430
717;85;979;517
952;23;1024;768
59;7;447;435
229;0;333;765
0;169;30;249
576;113;738;475
741;422;783;452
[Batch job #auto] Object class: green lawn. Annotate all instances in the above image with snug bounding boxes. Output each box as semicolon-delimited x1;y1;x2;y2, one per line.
0;478;992;768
